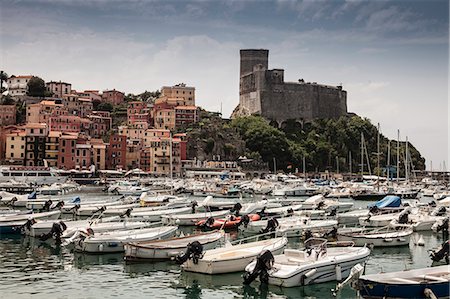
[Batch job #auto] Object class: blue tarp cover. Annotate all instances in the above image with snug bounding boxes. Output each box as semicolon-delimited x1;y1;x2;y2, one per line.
71;196;81;203
28;191;37;199
368;195;401;208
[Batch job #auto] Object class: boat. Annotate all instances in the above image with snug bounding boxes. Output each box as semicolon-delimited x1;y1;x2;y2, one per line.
0;166;66;185
356;265;450;299
162;210;230;226
196;213;262;230
130;206;192;222
337;225;412;247
180;234;288;274
124;230;224;260
244;238;371;287
74;225;178;253
351;189;387;201
301;194;353;213
0;210;61;233
277;218;338;238
389;207;447;232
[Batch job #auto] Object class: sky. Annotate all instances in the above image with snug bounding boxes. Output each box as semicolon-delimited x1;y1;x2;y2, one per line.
1;0;448;170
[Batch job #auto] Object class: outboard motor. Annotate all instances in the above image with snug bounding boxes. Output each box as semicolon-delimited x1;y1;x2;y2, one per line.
52;201;65;210
120;208;133;218
432;206;447;217
286;208;294;217
398;210;410;224
369;206;379;214
238;215;251;228
430;241;449;264
256;207;267;218
5;197;18;207
437;218;449;238
328;207;338;217
191;200;198;214
93;206;107;215
322;226;338;240
261;218;279;234
175;241;203;264
429;201;437;207
40;200;53;212
317;201;326;210
304;230;313;241
243;250;274;285
39;221;68;244
16;218;37;233
231;203;242;216
200;217;215;229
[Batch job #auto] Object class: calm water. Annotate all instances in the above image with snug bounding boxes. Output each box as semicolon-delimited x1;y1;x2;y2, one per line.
0;189;445;299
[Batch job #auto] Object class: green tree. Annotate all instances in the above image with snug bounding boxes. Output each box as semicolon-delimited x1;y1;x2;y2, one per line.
97;102;114;112
27;76;46;97
1;95;14;105
0;71;7;94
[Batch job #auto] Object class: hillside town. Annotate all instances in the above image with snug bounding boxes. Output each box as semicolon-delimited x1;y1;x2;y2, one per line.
0;75;199;176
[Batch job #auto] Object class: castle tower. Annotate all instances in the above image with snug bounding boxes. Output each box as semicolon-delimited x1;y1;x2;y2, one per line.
240;49;269;77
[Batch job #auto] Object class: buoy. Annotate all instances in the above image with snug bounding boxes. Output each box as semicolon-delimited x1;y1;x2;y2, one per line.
417;235;425;246
305;268;317;278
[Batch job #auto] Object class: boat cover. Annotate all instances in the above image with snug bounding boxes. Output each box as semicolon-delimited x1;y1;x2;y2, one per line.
367;196;401;208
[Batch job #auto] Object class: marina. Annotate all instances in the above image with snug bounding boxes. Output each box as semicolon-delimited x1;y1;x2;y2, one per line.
0;177;448;299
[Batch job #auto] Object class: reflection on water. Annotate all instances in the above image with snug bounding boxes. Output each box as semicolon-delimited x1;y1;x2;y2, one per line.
0;193;445;298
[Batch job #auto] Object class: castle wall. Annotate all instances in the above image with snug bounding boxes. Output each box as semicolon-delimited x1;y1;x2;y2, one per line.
237;49;347;123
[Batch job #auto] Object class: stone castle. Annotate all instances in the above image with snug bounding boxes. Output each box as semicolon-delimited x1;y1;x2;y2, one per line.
232;49;348;126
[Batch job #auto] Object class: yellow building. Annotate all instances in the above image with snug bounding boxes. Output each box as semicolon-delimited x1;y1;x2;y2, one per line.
154;109;175;130
144;135;181;176
91;139;107;170
45;131;61;167
160;83;195;106
5;130;26;164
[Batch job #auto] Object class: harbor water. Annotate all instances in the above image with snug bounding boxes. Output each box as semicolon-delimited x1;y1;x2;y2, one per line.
0;189;446;299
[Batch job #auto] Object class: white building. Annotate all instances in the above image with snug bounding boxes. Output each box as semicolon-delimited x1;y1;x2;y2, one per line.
7;75;33;97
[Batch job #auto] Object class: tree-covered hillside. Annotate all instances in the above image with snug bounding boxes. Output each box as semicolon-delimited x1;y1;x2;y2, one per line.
185;112;425;175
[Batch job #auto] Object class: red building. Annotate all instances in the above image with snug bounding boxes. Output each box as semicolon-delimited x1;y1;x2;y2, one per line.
58;133;78;169
0;105;17;126
106;134;126;170
127;101;151;125
173;133;187;161
175;106;198;128
102;89;125;105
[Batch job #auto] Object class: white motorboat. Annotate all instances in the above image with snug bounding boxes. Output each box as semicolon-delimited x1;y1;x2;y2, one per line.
265;204;303;217
124;230;224;260
181;234;288;274
76;202;139;217
130;206;192;222
161;210;230;226
244;238;370;287
301;195;353;212
337;225;412;247
74;225;178;253
359;211;402;227
0;210;61;234
0;191;34;207
389;207;447;231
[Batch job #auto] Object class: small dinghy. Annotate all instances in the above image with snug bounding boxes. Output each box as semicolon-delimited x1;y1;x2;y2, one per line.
74;225;178;253
356;265;450;299
180;234;288;274
196;213;261;230
244;238;370;287
124;230;224;260
338;225;413;247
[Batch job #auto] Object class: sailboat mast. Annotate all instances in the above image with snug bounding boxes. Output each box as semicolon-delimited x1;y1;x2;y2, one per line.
387;140;391;182
361;132;364;177
377;123;380;189
397;129;400;182
405;136;409;182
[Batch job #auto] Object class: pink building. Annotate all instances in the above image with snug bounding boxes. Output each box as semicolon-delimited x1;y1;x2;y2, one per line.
127;101;151;125
88;111;112;138
102;89;124;105
49;115;91;134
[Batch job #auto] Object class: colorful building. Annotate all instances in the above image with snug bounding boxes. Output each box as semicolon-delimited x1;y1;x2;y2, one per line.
5;129;26;165
106;134;126;170
102;89;124;105
0;105;17;126
24;123;48;166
